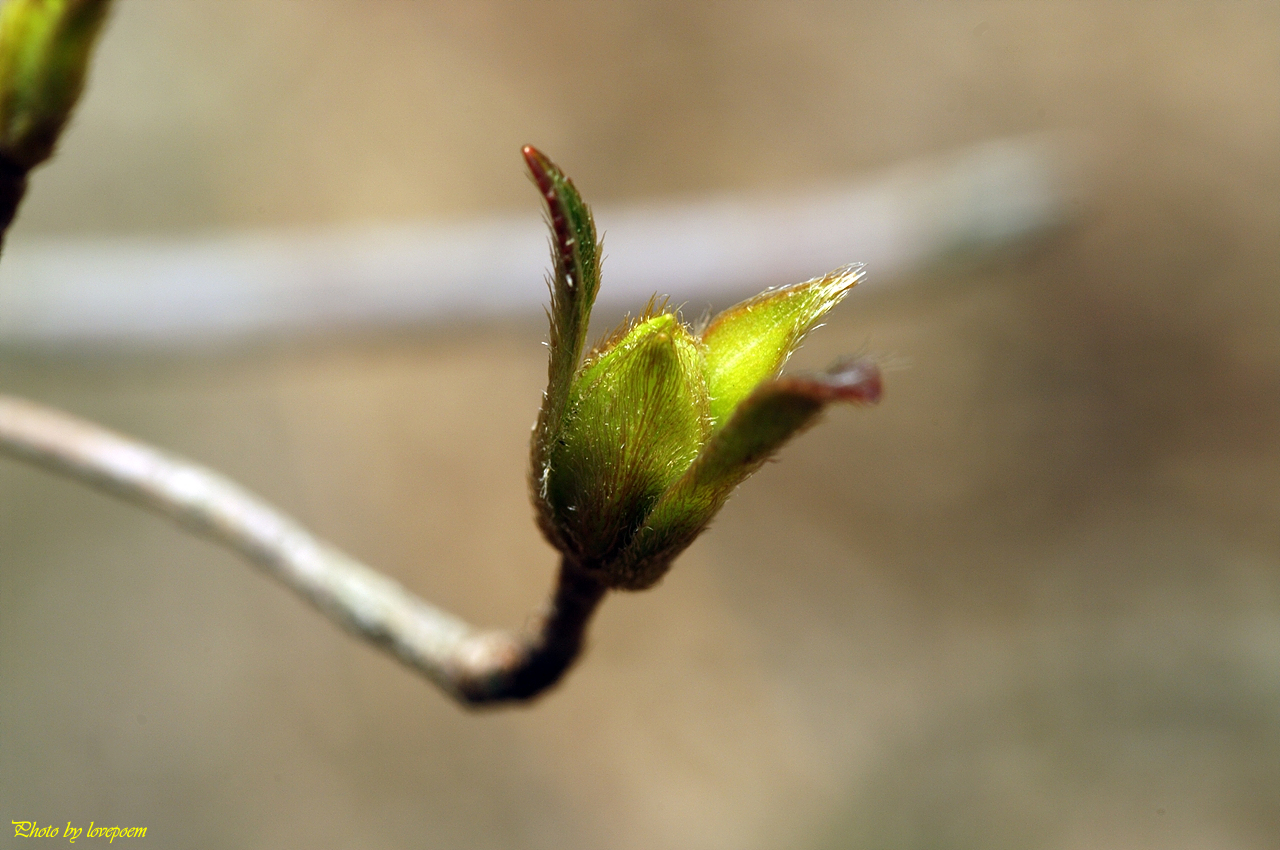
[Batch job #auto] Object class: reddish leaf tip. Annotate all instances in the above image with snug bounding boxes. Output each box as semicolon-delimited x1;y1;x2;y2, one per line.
825;357;883;403
774;358;883;405
523;145;554;191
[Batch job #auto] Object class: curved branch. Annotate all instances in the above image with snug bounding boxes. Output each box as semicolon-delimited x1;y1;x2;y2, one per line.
0;393;604;706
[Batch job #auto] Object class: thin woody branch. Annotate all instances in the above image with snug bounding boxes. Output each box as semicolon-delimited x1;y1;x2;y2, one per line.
0;392;602;706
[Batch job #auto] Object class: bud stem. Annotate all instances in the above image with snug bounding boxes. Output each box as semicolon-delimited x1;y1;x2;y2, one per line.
455;560;608;703
0;152;26;241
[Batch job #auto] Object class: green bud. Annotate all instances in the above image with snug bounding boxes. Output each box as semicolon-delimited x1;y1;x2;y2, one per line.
547;310;709;568
525;148;881;590
0;0;111;170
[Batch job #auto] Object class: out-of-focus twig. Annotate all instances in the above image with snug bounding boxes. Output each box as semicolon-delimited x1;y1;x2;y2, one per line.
0;134;1078;347
0;392;604;705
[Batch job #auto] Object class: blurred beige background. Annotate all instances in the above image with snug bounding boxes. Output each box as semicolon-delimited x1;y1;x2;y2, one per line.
2;2;1279;848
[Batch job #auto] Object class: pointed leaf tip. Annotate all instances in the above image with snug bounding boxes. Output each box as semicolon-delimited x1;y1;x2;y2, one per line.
700;263;867;427
522;145;555;196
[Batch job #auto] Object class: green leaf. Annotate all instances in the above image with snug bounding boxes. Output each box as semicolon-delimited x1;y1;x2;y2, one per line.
546;312;709;568
613;357;881;588
526;146;603;527
700;263;864;428
0;0;111;170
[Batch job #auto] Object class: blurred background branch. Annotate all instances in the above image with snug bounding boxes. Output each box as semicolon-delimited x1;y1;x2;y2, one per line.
0;133;1073;346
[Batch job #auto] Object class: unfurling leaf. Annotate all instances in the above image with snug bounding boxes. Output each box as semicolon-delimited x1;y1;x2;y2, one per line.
527;145;604;549
701;264;864;427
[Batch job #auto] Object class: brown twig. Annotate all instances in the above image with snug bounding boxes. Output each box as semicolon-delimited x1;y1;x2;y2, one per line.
0;393;603;706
